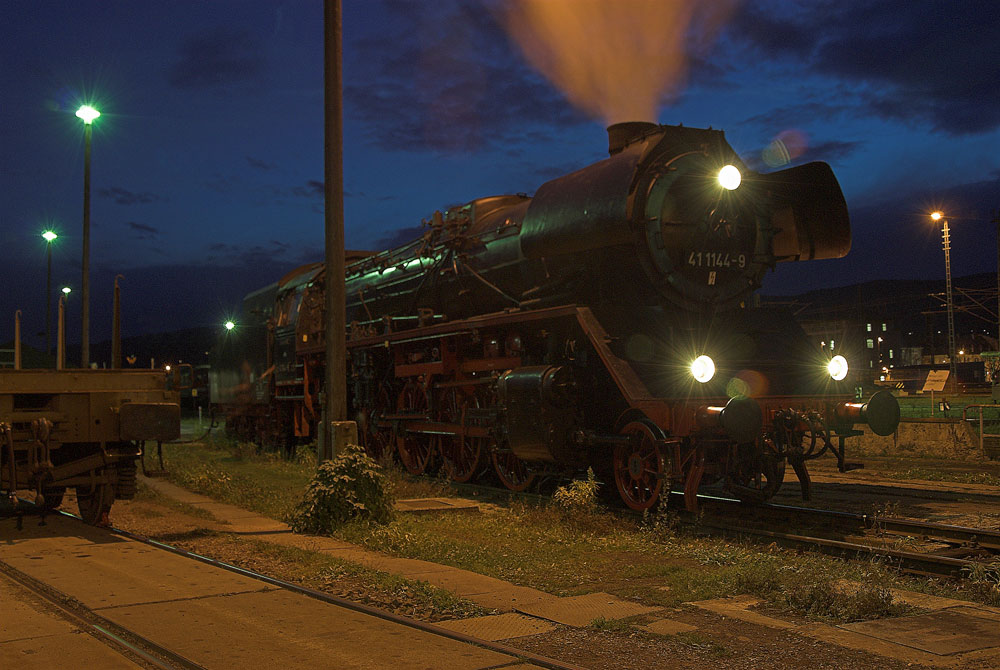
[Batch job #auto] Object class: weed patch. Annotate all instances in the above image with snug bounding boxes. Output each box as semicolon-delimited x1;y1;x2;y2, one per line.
553;468;600;513
590;617;632;633
291;444;395;533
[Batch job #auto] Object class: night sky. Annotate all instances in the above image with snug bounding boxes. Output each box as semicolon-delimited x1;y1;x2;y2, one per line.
3;0;999;352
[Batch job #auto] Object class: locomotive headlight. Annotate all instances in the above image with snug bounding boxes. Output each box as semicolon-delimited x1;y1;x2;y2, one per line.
691;355;716;383
717;164;741;190
828;355;849;381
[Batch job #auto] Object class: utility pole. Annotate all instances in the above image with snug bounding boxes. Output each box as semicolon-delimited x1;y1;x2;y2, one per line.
994;209;1000;346
323;0;349;460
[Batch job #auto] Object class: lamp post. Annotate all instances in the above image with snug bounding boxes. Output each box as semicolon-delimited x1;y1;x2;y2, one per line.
76;104;100;368
931;211;958;391
42;230;58;355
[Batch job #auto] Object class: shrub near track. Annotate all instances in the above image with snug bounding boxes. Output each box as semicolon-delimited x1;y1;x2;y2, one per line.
159;438;999;620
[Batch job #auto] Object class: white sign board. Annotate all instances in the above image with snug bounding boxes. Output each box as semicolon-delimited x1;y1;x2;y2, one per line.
922;369;950;393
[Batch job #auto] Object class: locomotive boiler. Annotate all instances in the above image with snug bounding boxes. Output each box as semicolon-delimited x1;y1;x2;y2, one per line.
219;122;899;511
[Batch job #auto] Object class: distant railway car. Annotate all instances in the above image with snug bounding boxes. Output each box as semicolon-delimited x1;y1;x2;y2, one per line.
215;122;899;510
1;369;180;524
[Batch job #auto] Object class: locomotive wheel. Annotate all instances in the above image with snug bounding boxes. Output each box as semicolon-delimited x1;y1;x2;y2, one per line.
613;419;666;511
491;446;535;492
362;386;394;461
76;482;114;526
396;381;434;475
437;388;482;483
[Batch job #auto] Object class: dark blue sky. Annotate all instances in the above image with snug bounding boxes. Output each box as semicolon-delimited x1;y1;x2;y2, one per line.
3;0;999;350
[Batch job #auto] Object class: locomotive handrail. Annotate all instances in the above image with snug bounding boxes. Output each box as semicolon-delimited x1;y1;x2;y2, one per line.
344;304;580;349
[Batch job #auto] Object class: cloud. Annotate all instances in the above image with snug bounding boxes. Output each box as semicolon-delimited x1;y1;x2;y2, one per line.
167;28;265;89
729;0;1000;135
344;0;586;154
204;240;294;267
246;156;276;171
374;224;425;250
99;187;162;205
291;180;323;198
126;221;160;239
798;139;865;165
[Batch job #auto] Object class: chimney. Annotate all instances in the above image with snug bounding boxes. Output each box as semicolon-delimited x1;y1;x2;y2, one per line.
607;121;659;155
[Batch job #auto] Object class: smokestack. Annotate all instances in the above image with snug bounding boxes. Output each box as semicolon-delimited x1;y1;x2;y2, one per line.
607;121;659;155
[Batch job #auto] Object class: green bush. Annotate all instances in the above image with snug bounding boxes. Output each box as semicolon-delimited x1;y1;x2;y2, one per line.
553;468;600;513
291;443;395;533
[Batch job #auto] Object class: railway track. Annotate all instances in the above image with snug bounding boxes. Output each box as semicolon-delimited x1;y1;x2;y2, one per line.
2;505;582;670
441;476;1000;578
690;497;1000;578
0;558;204;670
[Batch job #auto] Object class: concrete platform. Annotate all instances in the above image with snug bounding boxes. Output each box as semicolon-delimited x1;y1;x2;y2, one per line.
839;608;1000;656
435;613;557;641
515;592;661;627
395;497;481;514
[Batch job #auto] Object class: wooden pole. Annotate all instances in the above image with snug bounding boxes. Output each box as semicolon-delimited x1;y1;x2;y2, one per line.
14;310;21;370
323;0;347;460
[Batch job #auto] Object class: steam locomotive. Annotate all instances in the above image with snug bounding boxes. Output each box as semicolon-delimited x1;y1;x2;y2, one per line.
214;122;899;511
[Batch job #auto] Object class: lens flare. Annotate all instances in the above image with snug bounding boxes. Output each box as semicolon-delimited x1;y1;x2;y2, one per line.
691;355;715;383
828;355;848;381
717;165;741;190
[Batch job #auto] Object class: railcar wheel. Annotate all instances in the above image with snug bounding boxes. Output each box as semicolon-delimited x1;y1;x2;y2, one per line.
38;485;66;510
396;381;434;475
727;446;785;503
76;482;114;526
362;386;394;461
438;388;482;483
491;446;535;492
613;419;666;511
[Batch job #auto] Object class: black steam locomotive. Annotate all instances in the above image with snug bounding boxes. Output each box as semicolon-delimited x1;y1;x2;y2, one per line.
215;122;899;511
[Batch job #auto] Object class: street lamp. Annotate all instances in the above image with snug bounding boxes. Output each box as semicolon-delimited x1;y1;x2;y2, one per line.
42;230;58;354
931;211;958;391
76;104;100;368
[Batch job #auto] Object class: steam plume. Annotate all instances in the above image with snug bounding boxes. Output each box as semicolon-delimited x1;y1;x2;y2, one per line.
504;0;738;124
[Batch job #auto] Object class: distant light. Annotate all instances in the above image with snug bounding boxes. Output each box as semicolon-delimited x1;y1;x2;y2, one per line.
76;105;100;124
224;320;236;331
717;165;741;190
931;211;943;221
61;286;71;294
165;365;171;372
828;355;849;381
959;349;965;355
691;355;715;383
42;230;58;242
